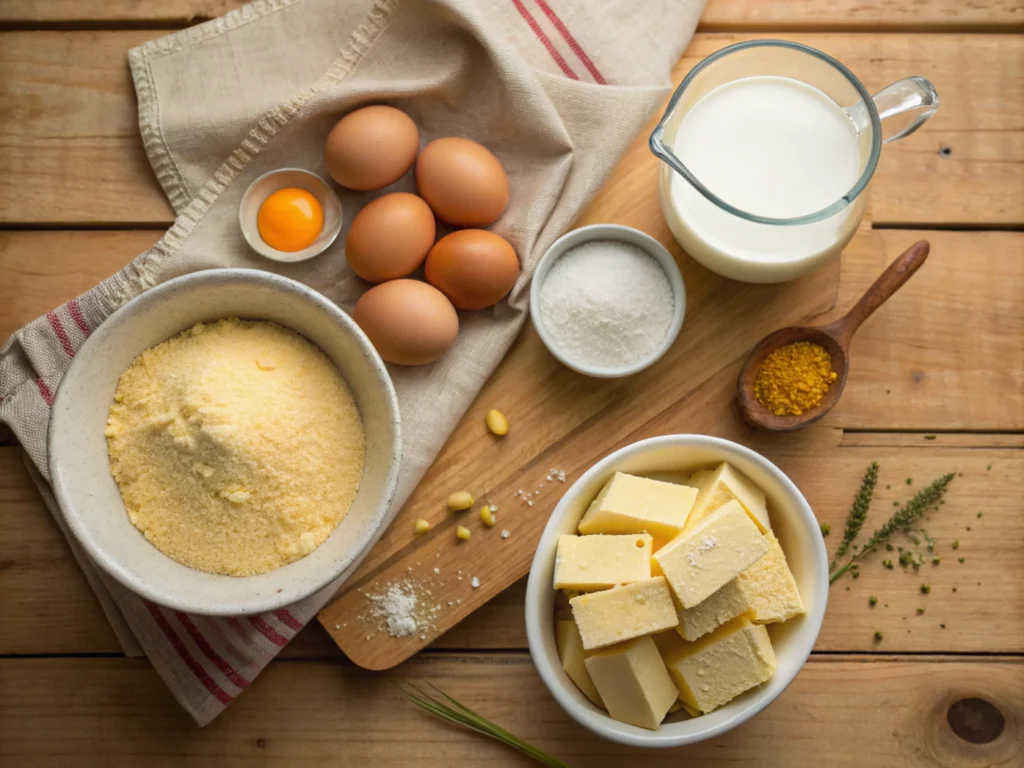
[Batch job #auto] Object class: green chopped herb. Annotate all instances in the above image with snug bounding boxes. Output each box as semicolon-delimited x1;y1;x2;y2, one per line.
952;540;959;550
906;478;913;485
829;472;955;586
924;435;936;440
886;543;894;552
874;631;883;642
883;559;894;570
921;583;931;595
869;596;878;607
986;464;992;471
932;556;941;565
916;607;925;615
959;557;965;564
852;571;860;579
977;511;983;518
940;623;946;629
820;522;831;536
952;587;957;593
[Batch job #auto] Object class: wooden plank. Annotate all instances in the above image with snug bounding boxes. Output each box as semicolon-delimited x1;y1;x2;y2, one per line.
3;0;1020;30
1;32;1021;226
9;436;1017;656
3;229;1020;429
1;655;1021;766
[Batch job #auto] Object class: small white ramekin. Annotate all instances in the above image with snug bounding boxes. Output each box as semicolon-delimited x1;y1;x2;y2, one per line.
525;434;828;748
530;224;685;378
239;168;343;263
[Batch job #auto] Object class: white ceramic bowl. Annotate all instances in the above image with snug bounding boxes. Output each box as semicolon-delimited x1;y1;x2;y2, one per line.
530;224;686;378
525;434;828;748
239;168;343;263
49;269;401;616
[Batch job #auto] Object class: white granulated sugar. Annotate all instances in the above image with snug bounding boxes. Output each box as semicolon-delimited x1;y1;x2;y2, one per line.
471;576;481;589
500;529;510;539
698;536;717;553
538;241;674;369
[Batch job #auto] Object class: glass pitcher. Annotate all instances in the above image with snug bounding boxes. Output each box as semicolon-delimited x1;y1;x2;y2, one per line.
650;40;938;283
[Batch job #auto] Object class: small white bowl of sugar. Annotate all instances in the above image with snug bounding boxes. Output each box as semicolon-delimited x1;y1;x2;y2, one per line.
531;224;685;377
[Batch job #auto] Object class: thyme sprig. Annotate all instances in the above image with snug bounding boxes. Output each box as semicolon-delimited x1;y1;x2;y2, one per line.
829;461;879;572
397;681;569;767
829;472;955;585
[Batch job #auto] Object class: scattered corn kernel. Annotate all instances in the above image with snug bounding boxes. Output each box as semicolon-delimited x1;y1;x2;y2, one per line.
414;519;431;534
485;409;509;436
456;525;471;541
448;491;474;511
480;506;497;527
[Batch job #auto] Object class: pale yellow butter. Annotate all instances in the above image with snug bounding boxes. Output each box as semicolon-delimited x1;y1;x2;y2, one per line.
653;500;768;609
553;533;653;591
736;531;805;623
570;576;679;650
556;619;604;707
661;616;777;713
578;472;697;543
584;635;680;730
676;578;753;641
686;462;771;533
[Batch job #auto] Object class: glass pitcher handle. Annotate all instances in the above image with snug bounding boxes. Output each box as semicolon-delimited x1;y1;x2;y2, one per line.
845;76;939;143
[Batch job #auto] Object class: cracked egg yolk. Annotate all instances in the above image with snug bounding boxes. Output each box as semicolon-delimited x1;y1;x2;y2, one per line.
257;188;324;252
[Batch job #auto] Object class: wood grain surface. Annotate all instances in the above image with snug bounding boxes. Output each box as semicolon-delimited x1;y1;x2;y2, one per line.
1;32;1021;226
1;1;1023;764
1;656;1021;766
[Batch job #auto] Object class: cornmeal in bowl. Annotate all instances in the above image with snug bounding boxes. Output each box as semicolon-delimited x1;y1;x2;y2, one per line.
105;318;365;576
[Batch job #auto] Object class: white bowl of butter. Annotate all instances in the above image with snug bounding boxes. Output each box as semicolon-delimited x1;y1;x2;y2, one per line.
48;269;401;616
525;434;827;747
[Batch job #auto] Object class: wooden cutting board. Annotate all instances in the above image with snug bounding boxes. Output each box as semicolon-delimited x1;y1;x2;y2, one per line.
318;104;872;669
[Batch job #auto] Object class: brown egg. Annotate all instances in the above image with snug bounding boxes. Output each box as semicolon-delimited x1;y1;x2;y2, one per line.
415;137;510;227
346;193;436;283
324;105;419;191
353;280;459;366
425;230;520;310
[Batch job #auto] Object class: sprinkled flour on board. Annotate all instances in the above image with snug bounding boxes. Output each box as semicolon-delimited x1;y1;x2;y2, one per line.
365;580;441;638
538;241;674;369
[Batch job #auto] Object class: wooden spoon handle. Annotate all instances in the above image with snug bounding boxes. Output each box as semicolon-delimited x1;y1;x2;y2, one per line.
823;239;930;344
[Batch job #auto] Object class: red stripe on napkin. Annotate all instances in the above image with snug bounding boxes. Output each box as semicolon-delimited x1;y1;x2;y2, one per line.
248;615;288;647
176;612;251;689
35;379;54;406
274;609;303;632
511;0;578;79
145;602;234;704
46;312;75;357
534;0;606;83
67;299;92;336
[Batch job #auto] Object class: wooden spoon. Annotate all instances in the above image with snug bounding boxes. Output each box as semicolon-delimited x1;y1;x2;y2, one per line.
737;240;930;431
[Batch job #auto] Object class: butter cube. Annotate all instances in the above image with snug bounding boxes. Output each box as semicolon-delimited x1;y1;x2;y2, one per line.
736;531;805;623
578;472;697;543
584;635;679;729
556;619;604;707
553;533;653;591
676;578;753;641
662;616;777;713
570;576;678;650
653;500;768;609
687;463;771;533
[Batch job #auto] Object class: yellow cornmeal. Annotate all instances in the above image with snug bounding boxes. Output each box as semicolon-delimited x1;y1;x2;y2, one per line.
105;318;365;576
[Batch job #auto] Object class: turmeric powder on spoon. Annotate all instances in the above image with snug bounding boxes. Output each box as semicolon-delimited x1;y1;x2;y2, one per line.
754;341;837;416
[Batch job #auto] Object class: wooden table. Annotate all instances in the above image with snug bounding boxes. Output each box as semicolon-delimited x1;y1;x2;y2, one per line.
2;2;1022;765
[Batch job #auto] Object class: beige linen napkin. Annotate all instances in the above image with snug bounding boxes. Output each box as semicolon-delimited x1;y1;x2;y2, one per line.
0;0;702;724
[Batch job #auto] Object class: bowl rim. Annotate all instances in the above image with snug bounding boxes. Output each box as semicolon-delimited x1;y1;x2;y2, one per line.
524;434;828;748
47;268;402;615
238;168;343;264
529;223;686;378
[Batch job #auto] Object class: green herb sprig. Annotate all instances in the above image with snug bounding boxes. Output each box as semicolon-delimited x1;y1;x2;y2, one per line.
829;462;879;572
830;472;955;585
397;681;569;767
